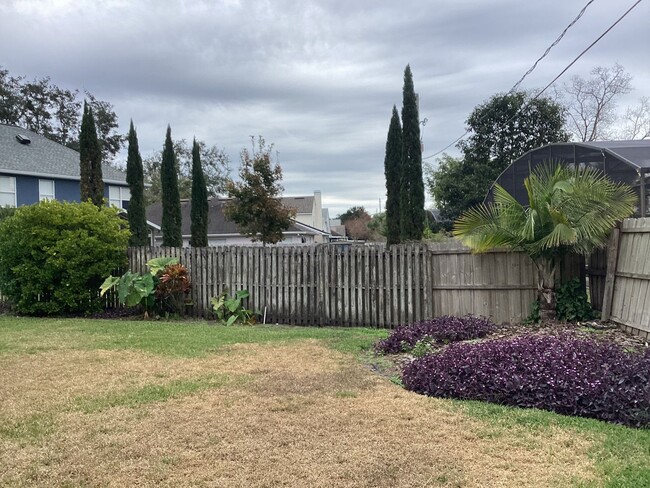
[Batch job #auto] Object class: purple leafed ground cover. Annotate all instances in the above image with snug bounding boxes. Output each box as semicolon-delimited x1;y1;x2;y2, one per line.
402;333;650;428
375;315;496;354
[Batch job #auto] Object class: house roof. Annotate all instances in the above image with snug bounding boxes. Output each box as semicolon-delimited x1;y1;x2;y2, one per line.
0;124;127;184
283;195;314;214
146;198;328;237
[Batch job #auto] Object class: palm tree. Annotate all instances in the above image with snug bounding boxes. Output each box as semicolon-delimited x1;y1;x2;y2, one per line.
454;163;636;321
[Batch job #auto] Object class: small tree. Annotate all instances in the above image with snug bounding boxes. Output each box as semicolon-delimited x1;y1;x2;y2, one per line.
225;137;295;245
190;137;209;247
79;101;104;206
384;105;402;247
126;120;148;246
454;164;635;321
400;65;425;241
160;125;182;247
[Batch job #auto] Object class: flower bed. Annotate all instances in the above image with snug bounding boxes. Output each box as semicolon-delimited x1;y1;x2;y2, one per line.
375;315;496;354
402;333;650;428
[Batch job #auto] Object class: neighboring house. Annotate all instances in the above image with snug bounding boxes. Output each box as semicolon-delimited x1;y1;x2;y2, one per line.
0;124;130;208
284;191;334;242
146;198;331;246
328;218;348;241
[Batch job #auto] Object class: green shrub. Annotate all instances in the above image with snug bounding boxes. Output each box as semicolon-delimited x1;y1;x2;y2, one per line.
526;278;597;324
211;289;255;325
100;257;181;317
0;201;130;315
555;278;598;322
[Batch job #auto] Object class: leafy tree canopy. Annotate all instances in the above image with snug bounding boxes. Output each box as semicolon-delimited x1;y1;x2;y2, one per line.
0;65;123;161
225;137;295;245
144;138;231;205
337;206;370;224
427;91;569;221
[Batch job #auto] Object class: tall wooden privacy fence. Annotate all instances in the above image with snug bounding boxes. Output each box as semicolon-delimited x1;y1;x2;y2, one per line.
590;218;650;339
129;242;554;327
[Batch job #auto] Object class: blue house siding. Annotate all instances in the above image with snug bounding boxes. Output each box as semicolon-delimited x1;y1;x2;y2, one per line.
4;172;129;207
13;175;81;206
1;124;131;208
15;175;39;206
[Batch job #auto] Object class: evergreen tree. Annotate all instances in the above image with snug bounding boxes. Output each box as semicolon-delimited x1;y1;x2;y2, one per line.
384;105;402;247
126;120;148;246
399;64;425;241
160;125;182;247
79;101;104;206
190;137;209;247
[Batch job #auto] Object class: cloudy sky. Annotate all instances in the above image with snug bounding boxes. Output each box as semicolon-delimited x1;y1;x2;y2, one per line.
1;0;648;216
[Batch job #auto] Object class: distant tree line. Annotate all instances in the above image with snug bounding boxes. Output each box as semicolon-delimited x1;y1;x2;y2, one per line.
0;65;123;161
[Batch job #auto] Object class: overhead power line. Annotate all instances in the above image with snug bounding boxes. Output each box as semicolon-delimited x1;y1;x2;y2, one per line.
508;0;596;94
423;0;643;161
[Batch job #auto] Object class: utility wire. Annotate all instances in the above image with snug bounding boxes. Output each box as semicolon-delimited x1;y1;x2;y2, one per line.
423;0;642;161
508;0;596;94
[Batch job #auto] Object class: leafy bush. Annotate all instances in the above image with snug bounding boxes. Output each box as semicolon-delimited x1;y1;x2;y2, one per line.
156;263;191;315
211;289;255;325
555;278;598;322
375;315;496;354
0;201;129;315
526;278;598;324
402;334;650;427
100;257;181;316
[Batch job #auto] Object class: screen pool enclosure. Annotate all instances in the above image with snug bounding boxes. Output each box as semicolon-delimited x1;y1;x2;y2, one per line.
489;140;650;217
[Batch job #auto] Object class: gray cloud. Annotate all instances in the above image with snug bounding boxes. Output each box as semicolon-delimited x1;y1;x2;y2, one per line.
1;0;648;216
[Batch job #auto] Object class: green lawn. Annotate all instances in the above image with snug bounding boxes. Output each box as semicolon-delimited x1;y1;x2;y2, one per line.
0;316;648;487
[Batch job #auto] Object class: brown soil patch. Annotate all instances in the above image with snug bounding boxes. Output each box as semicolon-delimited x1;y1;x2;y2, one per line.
0;342;598;487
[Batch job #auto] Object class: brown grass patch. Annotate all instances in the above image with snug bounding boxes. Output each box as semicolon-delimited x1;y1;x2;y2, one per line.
0;341;599;487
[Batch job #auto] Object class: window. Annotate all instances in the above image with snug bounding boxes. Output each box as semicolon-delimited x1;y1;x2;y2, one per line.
108;186;131;209
39;179;55;201
0;176;16;207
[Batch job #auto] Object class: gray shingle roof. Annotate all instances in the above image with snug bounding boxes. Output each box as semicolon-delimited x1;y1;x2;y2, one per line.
283;196;314;214
0;124;127;183
146;198;325;236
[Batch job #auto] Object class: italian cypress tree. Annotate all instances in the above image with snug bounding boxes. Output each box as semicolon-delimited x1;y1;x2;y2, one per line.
399;65;425;241
384;105;402;247
79;101;104;206
190;138;209;247
126;120;148;246
160;125;183;247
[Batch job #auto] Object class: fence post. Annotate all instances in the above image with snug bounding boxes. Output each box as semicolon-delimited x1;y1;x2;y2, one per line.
601;226;621;321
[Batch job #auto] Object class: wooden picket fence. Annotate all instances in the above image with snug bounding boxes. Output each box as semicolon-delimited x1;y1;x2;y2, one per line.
128;242;581;327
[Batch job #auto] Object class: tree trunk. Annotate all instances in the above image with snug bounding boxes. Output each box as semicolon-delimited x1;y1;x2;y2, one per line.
535;257;557;322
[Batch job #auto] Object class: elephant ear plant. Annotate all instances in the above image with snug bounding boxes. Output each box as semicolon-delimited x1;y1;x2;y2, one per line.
100;257;181;317
211;289;256;325
454;163;635;321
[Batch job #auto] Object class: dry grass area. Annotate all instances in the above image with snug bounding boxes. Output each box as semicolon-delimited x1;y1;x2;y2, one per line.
1;339;599;487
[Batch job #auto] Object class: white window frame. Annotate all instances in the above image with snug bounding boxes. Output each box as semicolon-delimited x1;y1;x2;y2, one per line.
0;176;17;207
108;186;130;209
39;179;55;201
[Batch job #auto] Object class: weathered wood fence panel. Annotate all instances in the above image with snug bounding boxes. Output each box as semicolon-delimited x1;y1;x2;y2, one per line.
128;242;550;327
602;218;650;338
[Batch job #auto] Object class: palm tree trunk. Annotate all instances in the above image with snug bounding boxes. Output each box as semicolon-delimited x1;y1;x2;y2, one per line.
535;257;557;321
